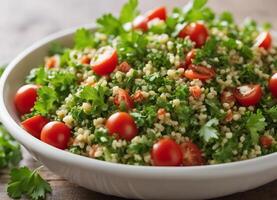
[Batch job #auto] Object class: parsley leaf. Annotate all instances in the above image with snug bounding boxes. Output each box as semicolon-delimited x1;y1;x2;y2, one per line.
48;42;65;56
199;118;219;142
74;28;96;49
97;14;123;35
266;106;277;120
119;0;139;23
7;167;52;200
246;111;266;144
0;124;22;169
34;87;58;116
79;85;109;112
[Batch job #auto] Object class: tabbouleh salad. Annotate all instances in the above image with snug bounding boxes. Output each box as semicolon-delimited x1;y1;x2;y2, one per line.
15;0;277;166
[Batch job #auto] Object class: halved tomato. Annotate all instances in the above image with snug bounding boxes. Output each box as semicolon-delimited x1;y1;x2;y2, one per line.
180;141;205;166
269;73;277;98
114;89;134;110
178;23;209;48
184;65;215;81
133;6;167;32
234;84;262;106
91;46;118;76
21;115;49;139
254;32;272;50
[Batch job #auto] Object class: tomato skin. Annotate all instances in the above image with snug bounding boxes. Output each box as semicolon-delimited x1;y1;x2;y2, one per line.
185;49;196;68
21;115;49;139
260;135;273;149
133;6;167;32
113;89;134;110
91;46;118;76
255;32;272;50
269;73;277;98
146;6;167;21
41;121;71;150
179;23;209;48
234;84;262;107
118;61;131;73
106;112;138;141
151;138;183;166
180;141;205;166
14;84;39;115
184;65;215;81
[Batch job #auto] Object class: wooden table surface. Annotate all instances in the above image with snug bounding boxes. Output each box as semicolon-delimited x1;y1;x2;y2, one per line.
0;0;277;199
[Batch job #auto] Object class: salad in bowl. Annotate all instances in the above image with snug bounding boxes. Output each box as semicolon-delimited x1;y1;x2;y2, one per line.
13;0;277;167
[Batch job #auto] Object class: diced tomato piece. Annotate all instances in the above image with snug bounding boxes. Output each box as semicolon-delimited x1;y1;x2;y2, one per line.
114;89;134;110
189;86;202;99
118;61;131;73
184;65;215;81
260;135;273;149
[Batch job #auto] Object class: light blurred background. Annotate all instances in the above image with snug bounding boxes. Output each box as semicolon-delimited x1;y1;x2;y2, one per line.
0;0;276;62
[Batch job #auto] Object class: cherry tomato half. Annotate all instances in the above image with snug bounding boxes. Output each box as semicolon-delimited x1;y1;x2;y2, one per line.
146;6;167;21
21;115;49;139
185;49;196;68
133;6;167;32
113;89;134;110
41;121;71;150
184;65;215;81
106;112;138;141
91;46;118;76
14;84;39;115
151;138;183;166
234;84;262;107
254;32;272;50
180;141;205;166
178;23;209;48
269;73;277;98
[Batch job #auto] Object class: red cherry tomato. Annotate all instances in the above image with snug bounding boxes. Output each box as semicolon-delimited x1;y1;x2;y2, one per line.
260;135;273;149
221;89;236;107
14;84;39;115
113;89;134;110
21;115;49;139
91;46;118;76
269;73;277;98
180;141;205;166
254;32;272;50
234;84;262;107
106;112;138;141
146;6;167;21
133;6;167;32
178;23;209;48
185;49;196;68
151;138;183;166
41;121;71;150
184;65;215;81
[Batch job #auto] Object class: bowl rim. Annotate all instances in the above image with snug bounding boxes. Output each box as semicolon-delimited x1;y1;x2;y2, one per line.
0;24;276;179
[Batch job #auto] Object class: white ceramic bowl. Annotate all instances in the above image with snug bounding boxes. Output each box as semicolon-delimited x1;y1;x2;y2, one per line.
0;25;276;200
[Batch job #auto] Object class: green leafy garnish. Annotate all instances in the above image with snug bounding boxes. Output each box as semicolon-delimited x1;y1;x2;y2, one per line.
34;87;57;115
7;167;52;200
0;125;22;169
119;0;139;23
97;14;123;35
266;106;277;120
199;118;219;142
74;28;97;49
246;111;266;144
